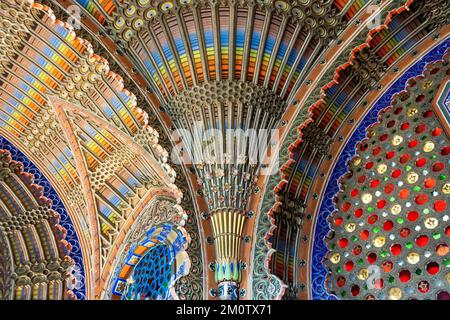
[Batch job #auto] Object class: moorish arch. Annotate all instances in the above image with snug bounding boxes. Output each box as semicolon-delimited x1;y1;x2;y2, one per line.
0;146;83;299
323;51;450;300
269;0;450;299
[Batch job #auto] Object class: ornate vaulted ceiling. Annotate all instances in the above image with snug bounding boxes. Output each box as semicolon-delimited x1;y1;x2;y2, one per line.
0;0;448;300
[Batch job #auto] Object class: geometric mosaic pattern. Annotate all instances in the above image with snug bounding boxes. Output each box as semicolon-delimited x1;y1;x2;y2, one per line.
324;50;450;300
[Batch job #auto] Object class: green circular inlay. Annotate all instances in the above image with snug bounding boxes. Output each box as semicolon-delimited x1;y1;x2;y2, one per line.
406;242;413;249
444;259;450;267
397;218;404;224
373;227;380;234
413;186;421;192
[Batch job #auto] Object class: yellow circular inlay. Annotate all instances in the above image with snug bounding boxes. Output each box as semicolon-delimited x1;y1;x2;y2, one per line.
345;223;356;233
424;217;438;229
407;108;418;117
391;135;403;146
391;204;402;215
406;252;420;264
423;141;435;152
353;157;362;166
357;268;369;280
422;81;433;89
373;236;386;248
388;287;402;300
330;253;340;264
407;172;419;184
377;164;387;174
361;193;373;204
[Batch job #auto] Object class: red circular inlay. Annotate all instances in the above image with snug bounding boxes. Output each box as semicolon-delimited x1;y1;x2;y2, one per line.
392;169;402;178
377;199;386;209
433;162;444;172
426;262;440;275
416;158;427;167
365;162;374;169
441;146;450;155
415;124;426;133
368;214;378;224
384;184;395;194
423;110;433;117
415;194;428;205
409;140;418;148
436;244;449;256
424;178;436;189
390;244;402;256
400;154;410;164
342;202;351;212
418;281;429;293
416;235;429;247
399;228;410;238
399;189;409;199
337;276;346;287
432;127;442;136
399;270;411;283
407;211;419;222
434;200;447;212
373;279;384;290
370;180;380;188
360;230;370;240
351;285;360;297
339;238;349;248
345;260;354;272
354;208;363;218
353;245;362;256
382;261;393;273
373;147;381;156
383;220;394;231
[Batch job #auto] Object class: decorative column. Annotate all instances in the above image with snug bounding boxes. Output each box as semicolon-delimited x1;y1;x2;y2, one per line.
168;81;286;299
